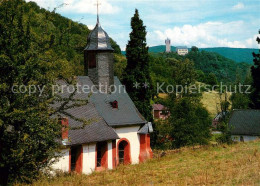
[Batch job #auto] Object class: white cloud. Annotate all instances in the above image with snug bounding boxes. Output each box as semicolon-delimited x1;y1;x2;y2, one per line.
61;0;120;14
87;25;95;30
26;0;57;10
152;21;260;48
245;35;260;48
26;0;120;14
232;2;245;10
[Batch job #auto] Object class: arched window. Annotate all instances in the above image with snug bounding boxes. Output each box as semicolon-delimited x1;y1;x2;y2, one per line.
117;139;131;165
118;142;125;164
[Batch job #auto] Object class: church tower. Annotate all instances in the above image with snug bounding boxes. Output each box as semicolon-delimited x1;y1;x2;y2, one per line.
84;4;114;93
165;38;171;53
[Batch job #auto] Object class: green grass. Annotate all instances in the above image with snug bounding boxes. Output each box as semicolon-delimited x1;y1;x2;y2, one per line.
158;91;232;117
24;140;260;185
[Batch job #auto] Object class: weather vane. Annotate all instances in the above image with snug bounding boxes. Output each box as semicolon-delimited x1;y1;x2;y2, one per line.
94;0;101;23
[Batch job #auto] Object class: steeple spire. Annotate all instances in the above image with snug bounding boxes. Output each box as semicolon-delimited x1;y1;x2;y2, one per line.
95;0;101;24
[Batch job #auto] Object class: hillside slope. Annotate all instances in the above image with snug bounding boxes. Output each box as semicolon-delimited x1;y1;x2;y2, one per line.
159;92;232;117
143;45;258;64
9;0;122;76
200;47;258;64
29;140;260;185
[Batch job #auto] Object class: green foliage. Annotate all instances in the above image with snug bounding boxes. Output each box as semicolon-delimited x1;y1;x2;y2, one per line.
170;97;211;148
145;45;258;64
152;58;211;149
230;80;251;110
199;47;258;64
150;54;197;93
205;73;218;86
110;39;122;55
114;54;127;80
250;30;260;109
231;93;250;109
185;50;250;84
148;48;250;85
122;9;153;121
216;122;233;144
0;0;89;184
191;46;199;52
152;120;173;150
196;70;206;82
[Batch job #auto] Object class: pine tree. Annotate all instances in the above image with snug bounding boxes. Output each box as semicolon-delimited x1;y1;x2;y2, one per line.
122;9;153;121
250;30;260;109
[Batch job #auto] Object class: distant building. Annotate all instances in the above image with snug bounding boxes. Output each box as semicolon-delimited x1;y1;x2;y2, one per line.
212;112;227;128
165;38;171;53
229;110;260;142
176;46;189;56
152;104;170;120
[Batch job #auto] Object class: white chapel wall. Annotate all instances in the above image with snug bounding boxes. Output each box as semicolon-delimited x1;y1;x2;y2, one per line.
51;148;70;172
82;143;96;174
114;125;140;164
107;141;113;169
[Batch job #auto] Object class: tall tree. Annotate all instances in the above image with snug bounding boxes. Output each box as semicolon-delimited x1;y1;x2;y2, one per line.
250;30;260;109
170;97;211;148
0;0;87;184
122;9;153;121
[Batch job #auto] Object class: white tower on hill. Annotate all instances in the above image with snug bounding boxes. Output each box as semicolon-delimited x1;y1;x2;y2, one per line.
165;38;171;53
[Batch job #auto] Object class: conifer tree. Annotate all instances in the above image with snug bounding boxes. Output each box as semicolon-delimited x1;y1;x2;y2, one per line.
122;9;153;121
250;30;260;109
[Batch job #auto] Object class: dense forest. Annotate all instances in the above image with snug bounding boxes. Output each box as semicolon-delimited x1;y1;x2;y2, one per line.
122;46;252;87
1;0;123;76
141;45;258;64
149;50;251;92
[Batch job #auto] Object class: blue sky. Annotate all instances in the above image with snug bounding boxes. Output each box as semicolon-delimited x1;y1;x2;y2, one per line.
26;0;260;50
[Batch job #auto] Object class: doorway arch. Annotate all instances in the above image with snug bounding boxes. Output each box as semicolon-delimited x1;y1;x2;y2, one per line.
117;138;131;165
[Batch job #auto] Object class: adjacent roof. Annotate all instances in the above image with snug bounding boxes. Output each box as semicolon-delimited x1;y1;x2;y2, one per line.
84;22;114;51
53;76;147;145
152;104;166;111
213;111;228;121
176;46;188;49
138;122;153;134
229;110;260;136
52;79;119;146
61;104;119;146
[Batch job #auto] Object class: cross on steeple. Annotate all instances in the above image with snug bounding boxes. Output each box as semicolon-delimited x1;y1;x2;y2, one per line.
94;0;101;23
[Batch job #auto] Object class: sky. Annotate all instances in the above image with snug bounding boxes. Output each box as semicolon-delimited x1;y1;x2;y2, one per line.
25;0;260;50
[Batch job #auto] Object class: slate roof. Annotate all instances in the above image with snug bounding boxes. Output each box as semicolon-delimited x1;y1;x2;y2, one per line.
176;46;188;49
53;76;147;145
84;21;114;51
229;110;260;136
90;77;146;126
138;122;153;134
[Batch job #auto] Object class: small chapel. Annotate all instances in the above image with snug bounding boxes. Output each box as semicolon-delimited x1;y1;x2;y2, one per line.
51;9;153;174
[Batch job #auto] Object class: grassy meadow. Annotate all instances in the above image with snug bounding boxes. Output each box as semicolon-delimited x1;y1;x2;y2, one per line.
24;140;260;186
158;91;232;117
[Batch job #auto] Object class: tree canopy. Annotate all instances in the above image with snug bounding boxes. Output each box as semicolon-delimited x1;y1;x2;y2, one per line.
250;30;260;109
122;9;153;121
0;0;90;184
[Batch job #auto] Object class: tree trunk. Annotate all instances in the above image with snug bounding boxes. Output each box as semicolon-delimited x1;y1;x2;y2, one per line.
0;167;9;186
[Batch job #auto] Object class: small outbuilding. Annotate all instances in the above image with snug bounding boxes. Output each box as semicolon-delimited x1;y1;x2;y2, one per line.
152;104;170;120
229;110;260;142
